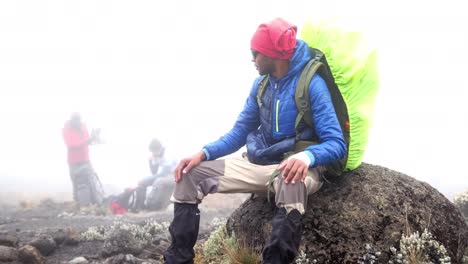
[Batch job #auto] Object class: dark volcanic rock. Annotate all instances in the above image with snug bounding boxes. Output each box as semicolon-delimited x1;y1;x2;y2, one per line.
18;244;45;264
64;227;81;246
0;231;19;247
50;228;67;245
0;245;18;262
226;163;468;263
28;234;57;256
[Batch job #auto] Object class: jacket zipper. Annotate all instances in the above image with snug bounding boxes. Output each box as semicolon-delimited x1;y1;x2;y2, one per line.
274;83;280;133
275;99;280;132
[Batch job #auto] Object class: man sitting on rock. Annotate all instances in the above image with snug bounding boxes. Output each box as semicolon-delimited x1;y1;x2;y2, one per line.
163;18;346;264
133;138;176;212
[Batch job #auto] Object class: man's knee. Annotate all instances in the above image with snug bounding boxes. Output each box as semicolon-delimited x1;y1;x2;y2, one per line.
172;165;219;203
138;176;156;188
275;176;306;193
274;176;309;214
275;170;322;195
172;168;202;203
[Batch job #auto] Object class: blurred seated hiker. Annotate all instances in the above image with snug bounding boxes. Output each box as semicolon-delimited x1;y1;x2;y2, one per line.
108;138;176;214
133;138;176;212
62;112;105;206
163;18;347;264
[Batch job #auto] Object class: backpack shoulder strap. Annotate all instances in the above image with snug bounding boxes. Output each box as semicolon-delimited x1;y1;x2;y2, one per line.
296;48;351;178
256;75;270;108
294;51;324;129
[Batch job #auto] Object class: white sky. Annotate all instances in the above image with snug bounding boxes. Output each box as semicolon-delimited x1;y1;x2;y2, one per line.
0;1;466;199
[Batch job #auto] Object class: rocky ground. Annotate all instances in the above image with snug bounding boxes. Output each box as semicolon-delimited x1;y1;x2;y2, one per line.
2;165;467;264
0;193;249;263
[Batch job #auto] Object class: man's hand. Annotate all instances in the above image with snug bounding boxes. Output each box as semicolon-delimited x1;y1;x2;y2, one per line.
175;150;206;183
277;152;312;184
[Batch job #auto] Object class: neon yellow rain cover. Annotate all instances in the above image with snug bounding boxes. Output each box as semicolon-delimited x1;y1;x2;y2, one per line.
301;18;380;170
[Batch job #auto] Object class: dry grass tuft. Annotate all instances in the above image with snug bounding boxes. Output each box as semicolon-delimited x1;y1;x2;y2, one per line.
223;238;261;264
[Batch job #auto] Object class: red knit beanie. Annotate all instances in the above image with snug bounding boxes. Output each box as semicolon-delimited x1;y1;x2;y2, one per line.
251;18;297;60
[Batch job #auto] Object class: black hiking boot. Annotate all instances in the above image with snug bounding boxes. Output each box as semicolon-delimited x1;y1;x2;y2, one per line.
163;203;200;264
262;207;303;264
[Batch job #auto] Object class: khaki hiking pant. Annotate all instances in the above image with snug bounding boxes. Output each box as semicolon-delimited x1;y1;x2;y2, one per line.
171;156;322;214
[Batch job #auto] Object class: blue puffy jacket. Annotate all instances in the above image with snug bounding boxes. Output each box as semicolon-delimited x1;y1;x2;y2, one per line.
203;40;346;167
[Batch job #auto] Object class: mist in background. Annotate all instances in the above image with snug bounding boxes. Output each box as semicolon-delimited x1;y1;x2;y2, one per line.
0;1;466;203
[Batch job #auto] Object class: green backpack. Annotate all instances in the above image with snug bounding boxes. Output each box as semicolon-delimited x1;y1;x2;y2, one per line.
257;20;379;178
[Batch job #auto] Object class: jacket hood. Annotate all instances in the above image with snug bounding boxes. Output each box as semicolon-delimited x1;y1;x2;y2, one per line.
280;39;312;81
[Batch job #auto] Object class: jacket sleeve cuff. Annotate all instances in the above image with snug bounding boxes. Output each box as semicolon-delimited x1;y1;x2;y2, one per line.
202;148;211;161
305;150;316;167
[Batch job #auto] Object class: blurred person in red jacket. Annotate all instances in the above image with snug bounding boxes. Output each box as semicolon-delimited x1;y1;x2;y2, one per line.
62;112;104;205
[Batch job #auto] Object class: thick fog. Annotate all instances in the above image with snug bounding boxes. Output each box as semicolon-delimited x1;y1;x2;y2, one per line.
0;0;467;205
